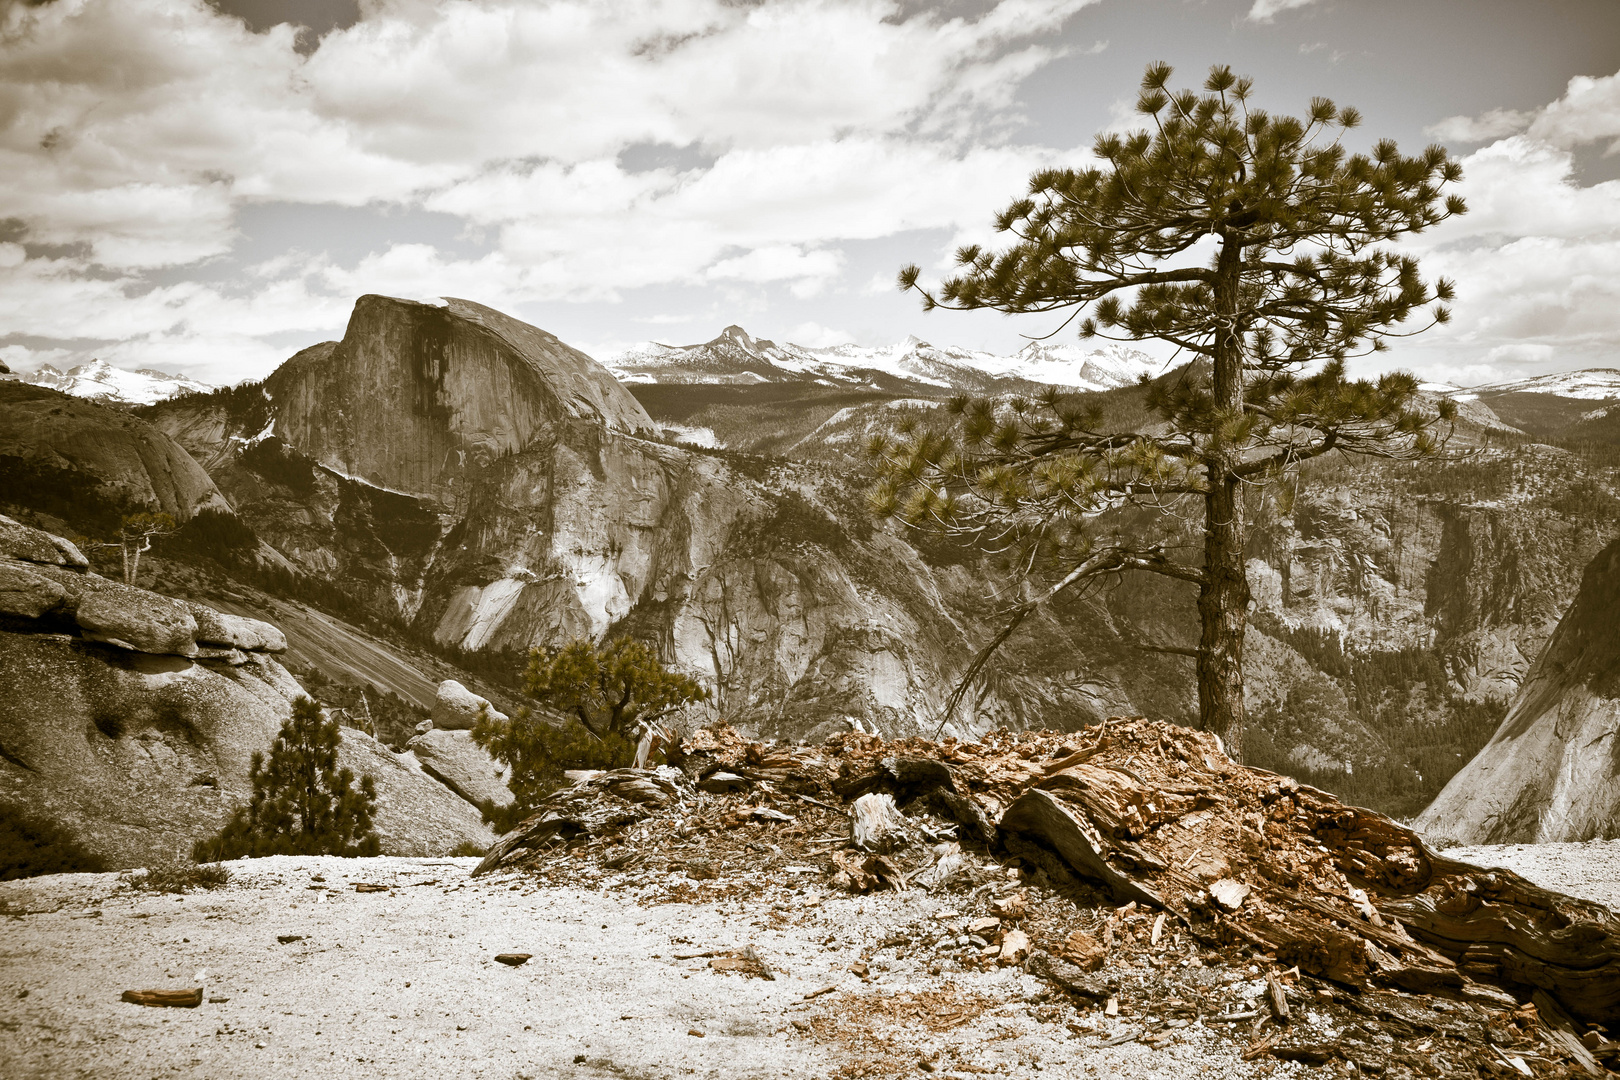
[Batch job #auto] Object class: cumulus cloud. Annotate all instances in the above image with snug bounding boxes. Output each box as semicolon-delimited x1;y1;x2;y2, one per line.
1246;0;1320;24
0;0;1105;380
1425;108;1535;145
1394;70;1620;383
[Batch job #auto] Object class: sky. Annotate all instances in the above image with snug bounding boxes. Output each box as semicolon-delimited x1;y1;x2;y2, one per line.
1;0;1619;388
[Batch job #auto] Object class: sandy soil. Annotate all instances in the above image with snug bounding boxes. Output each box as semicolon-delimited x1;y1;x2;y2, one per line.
0;856;1335;1080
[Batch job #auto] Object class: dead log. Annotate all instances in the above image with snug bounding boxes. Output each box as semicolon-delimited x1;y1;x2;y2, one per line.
992;718;1620;1025
121;988;203;1008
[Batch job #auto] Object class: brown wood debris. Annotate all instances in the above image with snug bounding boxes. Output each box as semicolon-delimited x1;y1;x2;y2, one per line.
120;987;203;1008
473;716;1620;1074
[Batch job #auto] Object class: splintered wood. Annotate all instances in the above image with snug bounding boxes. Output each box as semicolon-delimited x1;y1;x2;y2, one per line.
473;714;1620;1062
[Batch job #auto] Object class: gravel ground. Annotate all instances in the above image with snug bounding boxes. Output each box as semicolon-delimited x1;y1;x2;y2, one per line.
1448;838;1620;909
0;856;1329;1080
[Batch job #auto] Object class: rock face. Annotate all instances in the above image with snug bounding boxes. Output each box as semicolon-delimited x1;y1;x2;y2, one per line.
1417;535;1620;844
265;295;652;503
0;518;491;868
0;381;230;534
128;299;1607;794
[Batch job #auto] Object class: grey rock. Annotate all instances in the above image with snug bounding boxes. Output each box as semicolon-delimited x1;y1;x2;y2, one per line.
0;384;231;525
186;603;288;653
0;628;491;869
406;728;513;809
1418;534;1620;844
431;679;507;731
75;582;198;657
0;514;88;569
0;560;67;618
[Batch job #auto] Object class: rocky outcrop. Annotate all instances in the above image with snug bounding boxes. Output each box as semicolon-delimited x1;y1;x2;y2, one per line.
0;518;491;868
406;728;513;809
1416;535;1620;845
264;295;652;504
0;381;231;535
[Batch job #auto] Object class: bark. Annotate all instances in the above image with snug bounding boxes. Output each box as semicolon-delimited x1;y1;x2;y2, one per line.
994;719;1620;1026
1197;231;1251;758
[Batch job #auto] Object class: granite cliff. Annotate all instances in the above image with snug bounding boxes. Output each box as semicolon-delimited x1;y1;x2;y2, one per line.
49;294;1613;818
0;516;492;869
1415;533;1620;844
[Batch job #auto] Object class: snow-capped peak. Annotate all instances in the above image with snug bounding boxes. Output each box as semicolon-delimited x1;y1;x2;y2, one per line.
602;327;1163;394
1472;369;1620;401
7;358;213;405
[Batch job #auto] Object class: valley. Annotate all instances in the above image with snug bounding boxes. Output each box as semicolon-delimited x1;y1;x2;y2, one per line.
4;296;1620;828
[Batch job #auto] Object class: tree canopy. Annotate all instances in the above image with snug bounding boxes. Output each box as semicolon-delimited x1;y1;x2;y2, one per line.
473;637;709;827
874;63;1465;758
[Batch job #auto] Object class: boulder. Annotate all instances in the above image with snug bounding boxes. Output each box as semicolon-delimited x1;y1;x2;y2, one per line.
0;514;88;569
74;582;198;657
431;679;507;731
406;728;514;809
0;561;66;619
186;603;287;653
335;726;497;857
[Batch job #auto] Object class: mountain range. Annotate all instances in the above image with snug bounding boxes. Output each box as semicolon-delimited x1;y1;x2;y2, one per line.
4;358;212;405
606;325;1164;395
4;293;1620;841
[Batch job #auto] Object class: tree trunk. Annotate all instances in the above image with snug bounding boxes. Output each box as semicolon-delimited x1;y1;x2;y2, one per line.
1198;232;1250;759
1198;475;1249;758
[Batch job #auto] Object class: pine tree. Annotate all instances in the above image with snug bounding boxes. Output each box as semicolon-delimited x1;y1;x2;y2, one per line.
197;696;381;860
875;63;1465;760
473;637;708;826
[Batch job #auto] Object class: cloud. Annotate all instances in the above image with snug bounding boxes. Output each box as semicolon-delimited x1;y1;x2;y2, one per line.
1392;85;1620;382
0;0;1105;380
1527;70;1620;152
1428;70;1620;152
1425;108;1534;144
1246;0;1320;24
785;321;856;348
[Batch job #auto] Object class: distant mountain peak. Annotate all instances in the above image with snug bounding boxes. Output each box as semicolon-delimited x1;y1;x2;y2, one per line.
604;326;1160;394
9;358;213;405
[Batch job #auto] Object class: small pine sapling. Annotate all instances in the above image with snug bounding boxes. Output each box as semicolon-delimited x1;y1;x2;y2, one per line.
196;696;381;860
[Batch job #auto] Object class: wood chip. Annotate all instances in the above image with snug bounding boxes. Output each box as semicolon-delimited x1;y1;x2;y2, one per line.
494;953;532;967
354;883;388;893
1150;912;1166;946
1265;972;1290;1023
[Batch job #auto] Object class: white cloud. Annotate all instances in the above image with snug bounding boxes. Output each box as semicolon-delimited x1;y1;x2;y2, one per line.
1527;70;1620;152
1246;0;1321;24
1393;77;1620;383
0;0;1106;380
785;321;856;348
1425;108;1534;145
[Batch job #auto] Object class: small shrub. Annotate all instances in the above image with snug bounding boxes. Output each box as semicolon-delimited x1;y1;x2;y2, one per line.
0;804;106;880
473;637;707;831
447;840;488;858
125;859;231;894
475;717;637;832
195;696;382;861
